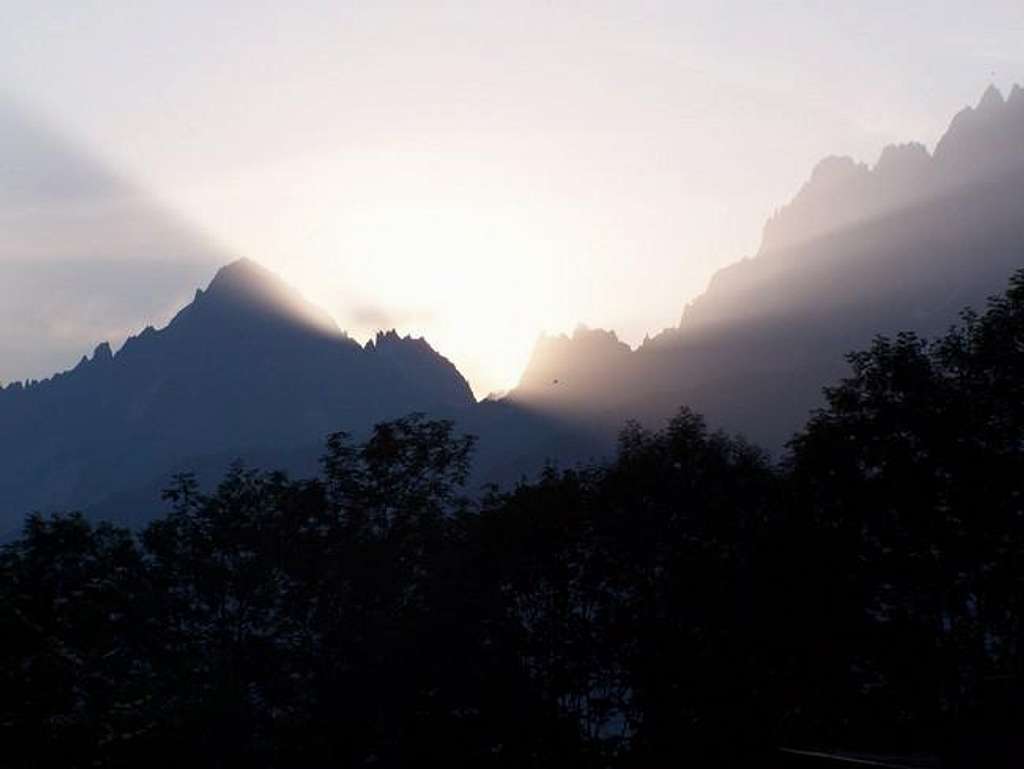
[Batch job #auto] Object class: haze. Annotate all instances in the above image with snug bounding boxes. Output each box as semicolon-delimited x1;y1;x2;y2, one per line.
2;1;1022;396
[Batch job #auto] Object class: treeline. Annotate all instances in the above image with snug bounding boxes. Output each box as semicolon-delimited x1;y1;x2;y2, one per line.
3;272;1024;767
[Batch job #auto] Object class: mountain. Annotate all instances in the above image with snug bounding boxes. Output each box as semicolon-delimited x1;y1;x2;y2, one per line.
0;259;476;533
510;84;1024;450
5;85;1023;529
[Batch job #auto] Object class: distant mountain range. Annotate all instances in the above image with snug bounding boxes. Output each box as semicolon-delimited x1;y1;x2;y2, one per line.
0;259;477;531
2;84;1022;532
511;84;1024;449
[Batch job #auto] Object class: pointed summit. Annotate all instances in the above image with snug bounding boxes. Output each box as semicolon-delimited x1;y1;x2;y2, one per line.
978;84;1005;111
873;142;930;178
170;258;339;336
205;257;289;302
807;155;869;188
935;83;1024;175
92;342;113;363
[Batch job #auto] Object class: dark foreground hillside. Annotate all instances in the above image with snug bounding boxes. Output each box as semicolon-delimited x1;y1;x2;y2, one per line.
3;271;1024;767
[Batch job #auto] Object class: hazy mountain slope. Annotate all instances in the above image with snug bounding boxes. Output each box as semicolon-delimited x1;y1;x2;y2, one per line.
0;259;476;532
510;84;1024;451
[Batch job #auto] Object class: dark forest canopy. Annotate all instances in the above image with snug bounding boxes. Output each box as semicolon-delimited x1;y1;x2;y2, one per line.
3;270;1024;767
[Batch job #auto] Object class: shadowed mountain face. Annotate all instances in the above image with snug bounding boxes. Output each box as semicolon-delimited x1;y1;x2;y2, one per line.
510;84;1024;451
0;259;476;532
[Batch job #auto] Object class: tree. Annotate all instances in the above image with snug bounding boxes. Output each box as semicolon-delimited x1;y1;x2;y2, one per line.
0;513;150;767
785;269;1024;747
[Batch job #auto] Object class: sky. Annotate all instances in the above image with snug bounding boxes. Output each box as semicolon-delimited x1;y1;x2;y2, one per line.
1;1;1023;397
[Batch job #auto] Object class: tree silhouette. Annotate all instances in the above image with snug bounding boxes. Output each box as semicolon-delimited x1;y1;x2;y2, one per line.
4;271;1024;766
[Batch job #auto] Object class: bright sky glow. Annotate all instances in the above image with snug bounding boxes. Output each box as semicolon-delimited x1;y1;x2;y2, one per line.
1;1;1023;395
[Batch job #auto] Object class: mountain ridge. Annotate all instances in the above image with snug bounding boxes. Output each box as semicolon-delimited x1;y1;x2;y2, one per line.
0;260;477;531
510;83;1024;449
4;84;1024;528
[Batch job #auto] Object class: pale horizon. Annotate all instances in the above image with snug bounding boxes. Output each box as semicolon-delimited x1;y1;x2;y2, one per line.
2;1;1022;396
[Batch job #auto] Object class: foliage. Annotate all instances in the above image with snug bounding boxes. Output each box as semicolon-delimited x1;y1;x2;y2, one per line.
4;274;1024;766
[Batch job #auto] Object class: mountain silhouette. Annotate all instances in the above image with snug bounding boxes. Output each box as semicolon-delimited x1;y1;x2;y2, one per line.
0;259;475;533
510;84;1024;451
4;85;1024;529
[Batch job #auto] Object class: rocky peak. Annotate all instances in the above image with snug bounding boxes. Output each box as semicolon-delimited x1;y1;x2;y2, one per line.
92;342;113;363
807;155;870;189
513;326;633;398
934;83;1024;175
168;258;339;337
760;84;1024;258
202;258;295;307
977;83;1005;112
206;257;265;287
70;341;113;373
873;142;931;178
759;156;873;254
367;329;404;349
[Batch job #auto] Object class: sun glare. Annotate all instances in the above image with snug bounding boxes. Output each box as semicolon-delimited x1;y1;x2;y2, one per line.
278;193;573;399
170;147;587;399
